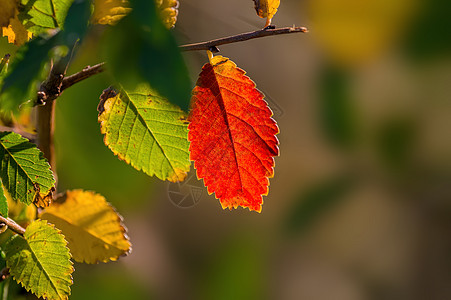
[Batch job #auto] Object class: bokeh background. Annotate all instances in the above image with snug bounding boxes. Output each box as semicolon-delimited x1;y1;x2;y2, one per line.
3;0;451;299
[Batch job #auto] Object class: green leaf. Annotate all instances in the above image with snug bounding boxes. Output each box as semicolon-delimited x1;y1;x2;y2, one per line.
403;0;451;61
284;176;354;235
201;235;265;300
58;0;91;46
98;84;190;182
0;132;55;205
4;219;73;300
103;0;191;111
0;179;8;217
19;0;75;34
375;117;416;172
0;34;58;112
0;277;30;300
0;0;91;112
319;65;358;149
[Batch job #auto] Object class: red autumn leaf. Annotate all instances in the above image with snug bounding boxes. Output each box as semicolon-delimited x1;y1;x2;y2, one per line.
188;55;279;212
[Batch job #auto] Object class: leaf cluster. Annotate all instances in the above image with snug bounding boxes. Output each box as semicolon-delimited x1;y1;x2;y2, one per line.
0;0;291;298
0;132;130;299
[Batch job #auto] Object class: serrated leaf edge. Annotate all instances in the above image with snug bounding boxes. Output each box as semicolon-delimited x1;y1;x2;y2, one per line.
40;189;132;264
98;87;189;182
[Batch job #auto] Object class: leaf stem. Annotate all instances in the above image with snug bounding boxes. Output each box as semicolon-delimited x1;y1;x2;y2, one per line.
0;216;25;236
179;26;308;52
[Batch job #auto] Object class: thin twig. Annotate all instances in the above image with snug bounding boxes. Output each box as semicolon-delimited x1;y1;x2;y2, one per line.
32;26;308;99
0;215;26;236
53;26;308;90
179;26;308;52
61;62;105;91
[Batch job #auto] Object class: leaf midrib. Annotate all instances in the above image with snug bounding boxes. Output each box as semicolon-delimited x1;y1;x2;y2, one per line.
0;140;34;203
121;89;179;176
26;233;64;298
208;63;244;192
31;0;59;28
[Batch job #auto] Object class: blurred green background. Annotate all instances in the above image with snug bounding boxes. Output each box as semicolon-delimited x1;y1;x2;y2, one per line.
3;0;451;299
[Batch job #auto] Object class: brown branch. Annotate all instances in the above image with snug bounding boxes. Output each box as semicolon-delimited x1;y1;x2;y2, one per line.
179;26;308;52
36;61;63;173
37;100;56;171
61;62;105;91
0;215;26;236
36;57;69;106
33;26;308;93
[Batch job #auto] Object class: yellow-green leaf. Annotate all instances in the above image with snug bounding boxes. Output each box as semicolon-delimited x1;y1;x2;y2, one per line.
4;219;73;300
39;190;131;264
253;0;280;25
0;179;8;217
98;85;190;182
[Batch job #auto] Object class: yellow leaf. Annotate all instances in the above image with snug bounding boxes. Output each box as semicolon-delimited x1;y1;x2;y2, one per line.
1;13;32;46
308;0;419;65
155;0;179;29
39;190;131;264
0;0;18;27
253;0;280;26
92;0;179;28
92;0;132;25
